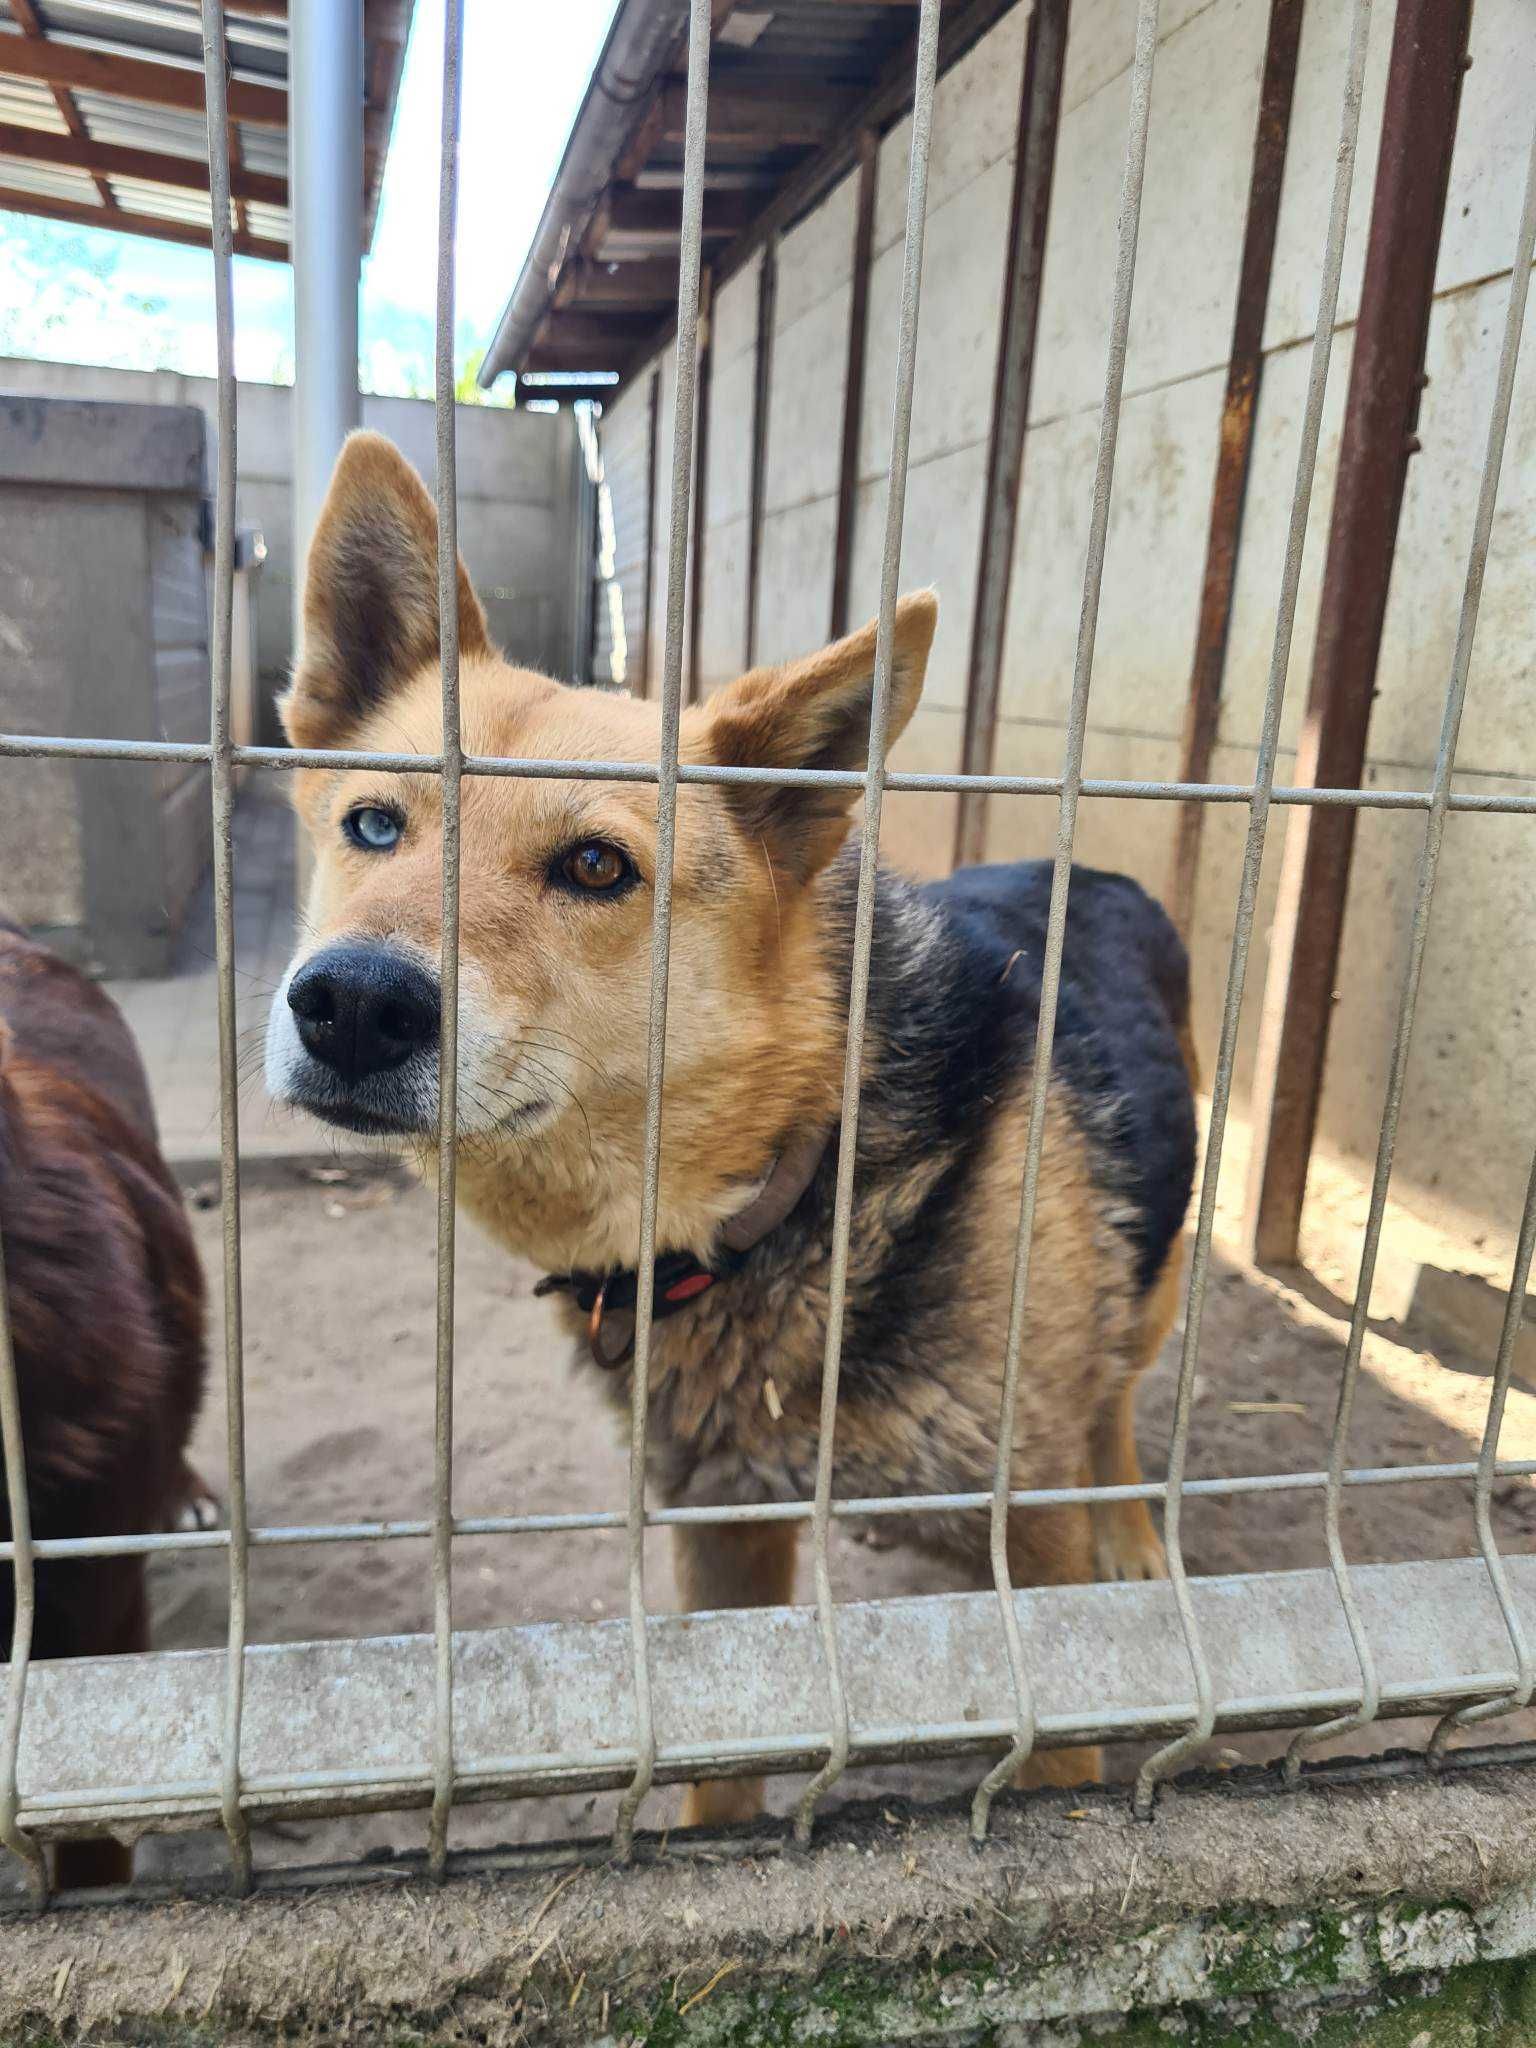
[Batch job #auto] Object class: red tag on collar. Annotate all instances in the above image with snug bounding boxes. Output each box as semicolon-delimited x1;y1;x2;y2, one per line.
663;1270;715;1305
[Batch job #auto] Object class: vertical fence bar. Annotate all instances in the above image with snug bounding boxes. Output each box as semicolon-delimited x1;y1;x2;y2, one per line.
970;0;1160;1841
1285;103;1536;1783
1432;1142;1536;1753
1167;0;1304;940
428;0;466;1884
0;1225;46;1902
794;0;941;1845
953;0;1069;874
1133;0;1374;1816
198;0;253;1896
640;366;661;696
687;266;714;704
745;234;777;670
829;128;878;642
1243;0;1473;1267
612;0;712;1860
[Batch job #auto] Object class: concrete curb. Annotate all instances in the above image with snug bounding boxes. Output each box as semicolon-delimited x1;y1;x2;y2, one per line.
6;1756;1536;2043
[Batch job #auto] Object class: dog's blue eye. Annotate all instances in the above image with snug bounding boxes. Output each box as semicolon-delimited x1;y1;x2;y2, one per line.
345;806;401;852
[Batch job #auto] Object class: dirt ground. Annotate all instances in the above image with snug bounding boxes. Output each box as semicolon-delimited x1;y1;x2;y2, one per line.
52;1143;1518;1892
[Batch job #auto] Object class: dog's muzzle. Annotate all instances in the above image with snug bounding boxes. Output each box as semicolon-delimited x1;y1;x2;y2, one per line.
267;942;440;1135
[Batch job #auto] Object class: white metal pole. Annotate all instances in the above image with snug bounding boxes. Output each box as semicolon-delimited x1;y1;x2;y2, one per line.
288;0;363;646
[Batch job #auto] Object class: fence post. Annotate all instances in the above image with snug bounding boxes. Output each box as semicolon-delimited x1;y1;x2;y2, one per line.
1243;0;1474;1267
954;0;1069;873
1166;0;1304;938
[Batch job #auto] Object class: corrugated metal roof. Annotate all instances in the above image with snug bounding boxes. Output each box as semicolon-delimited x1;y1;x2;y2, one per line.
0;0;413;264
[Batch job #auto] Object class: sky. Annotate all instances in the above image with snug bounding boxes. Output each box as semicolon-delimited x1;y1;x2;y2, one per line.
0;0;620;396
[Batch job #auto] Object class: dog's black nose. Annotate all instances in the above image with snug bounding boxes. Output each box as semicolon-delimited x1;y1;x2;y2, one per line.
287;946;439;1085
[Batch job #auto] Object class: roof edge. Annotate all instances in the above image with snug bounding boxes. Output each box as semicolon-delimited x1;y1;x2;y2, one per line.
478;0;689;389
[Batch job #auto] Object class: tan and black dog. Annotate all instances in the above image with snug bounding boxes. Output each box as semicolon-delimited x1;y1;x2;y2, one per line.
267;433;1198;1819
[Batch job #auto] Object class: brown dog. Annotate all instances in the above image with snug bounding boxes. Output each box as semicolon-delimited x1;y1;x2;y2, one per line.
267;434;1197;1822
0;919;207;1886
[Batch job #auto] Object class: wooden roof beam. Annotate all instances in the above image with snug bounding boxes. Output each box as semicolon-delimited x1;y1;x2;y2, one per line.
522;342;645;376
594;183;757;259
0;185;286;262
0;37;288;127
554;255;683;310
0;121;287;207
529;310;661;358
657;77;857;147
7;0;113;209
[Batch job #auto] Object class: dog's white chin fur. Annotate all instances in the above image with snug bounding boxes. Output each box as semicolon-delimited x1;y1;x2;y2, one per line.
264;963;560;1143
262;963;306;1103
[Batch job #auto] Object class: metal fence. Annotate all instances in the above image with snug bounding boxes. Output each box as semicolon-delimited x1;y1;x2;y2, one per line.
3;0;1536;1911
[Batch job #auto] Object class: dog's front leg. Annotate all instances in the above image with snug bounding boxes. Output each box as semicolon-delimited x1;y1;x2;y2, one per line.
1003;1502;1104;1792
673;1520;798;1829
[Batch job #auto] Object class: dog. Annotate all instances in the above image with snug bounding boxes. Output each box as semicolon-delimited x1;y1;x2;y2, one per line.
0;919;207;1886
267;433;1198;1822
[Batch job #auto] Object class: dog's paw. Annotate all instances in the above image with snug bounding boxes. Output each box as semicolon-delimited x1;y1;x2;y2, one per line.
175;1474;223;1533
1092;1501;1167;1582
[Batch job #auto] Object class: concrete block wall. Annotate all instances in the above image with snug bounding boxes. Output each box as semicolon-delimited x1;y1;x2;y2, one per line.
591;369;652;689
0;358;584;738
597;0;1536;1249
0;396;214;974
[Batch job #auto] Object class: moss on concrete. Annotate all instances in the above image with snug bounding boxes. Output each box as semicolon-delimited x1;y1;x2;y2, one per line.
601;1953;1536;2046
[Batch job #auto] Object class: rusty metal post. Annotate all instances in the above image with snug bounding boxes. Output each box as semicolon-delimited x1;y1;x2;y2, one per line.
830;129;878;641
1167;0;1304;936
639;366;661;695
745;235;778;668
1244;0;1473;1268
953;0;1068;872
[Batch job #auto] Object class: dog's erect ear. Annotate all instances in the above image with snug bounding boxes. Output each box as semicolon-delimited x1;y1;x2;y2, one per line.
702;592;937;882
281;431;490;751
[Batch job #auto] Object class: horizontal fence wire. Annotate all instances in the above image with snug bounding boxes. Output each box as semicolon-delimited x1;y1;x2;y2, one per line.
4;732;1536;816
3;0;1536;1887
6;1457;1535;1566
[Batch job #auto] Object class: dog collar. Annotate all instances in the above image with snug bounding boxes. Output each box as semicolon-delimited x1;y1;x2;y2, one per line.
534;1123;830;1370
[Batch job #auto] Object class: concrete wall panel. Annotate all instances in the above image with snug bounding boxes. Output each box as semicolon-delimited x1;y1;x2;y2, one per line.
859;155;1012;482
756;499;838;669
764;282;850;516
848;442;988;716
705;343;756;534
776;172;857;335
713;250;762;369
698;510;749;692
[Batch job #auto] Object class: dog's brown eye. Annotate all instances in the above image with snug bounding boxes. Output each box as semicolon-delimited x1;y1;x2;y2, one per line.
560;841;633;894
